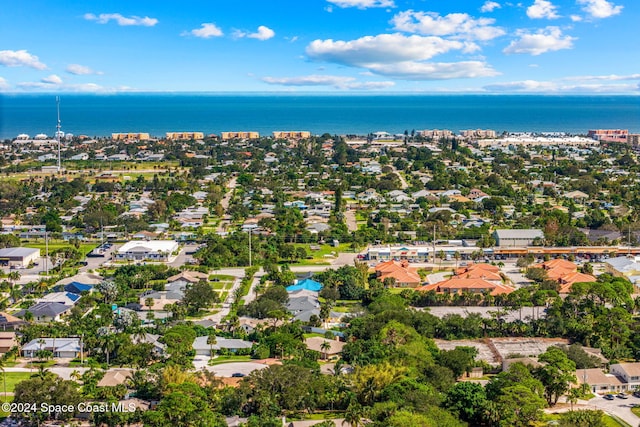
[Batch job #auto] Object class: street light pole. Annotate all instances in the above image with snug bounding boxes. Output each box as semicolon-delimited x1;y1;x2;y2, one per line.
248;229;252;268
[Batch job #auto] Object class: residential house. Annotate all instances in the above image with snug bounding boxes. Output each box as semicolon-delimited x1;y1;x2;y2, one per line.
0;332;17;354
24;302;72;322
192;336;253;356
97;369;133;388
140;282;186;310
22;338;81;358
305;337;346;360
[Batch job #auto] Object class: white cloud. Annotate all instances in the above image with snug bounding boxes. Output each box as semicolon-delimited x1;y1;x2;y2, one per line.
84;13;158;27
503;26;575;55
0;50;47;70
526;0;560;19
481;1;502;12
306;33;499;80
15;81;131;93
577;0;622;19
563;74;640;81
183;23;224;39
484;79;639;93
391;10;505;41
307;33;466;66
249;26;275;40
66;64;102;75
262;74;395;90
41;74;63;85
570;14;583;21
0;77;9;91
366;61;500;80
234;26;275;41
326;0;395;9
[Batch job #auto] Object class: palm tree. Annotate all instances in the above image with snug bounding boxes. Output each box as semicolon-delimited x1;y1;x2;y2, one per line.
567;387;581;411
320;340;331;360
0;356;6;403
7;271;20;291
343;403;365;427
207;334;217;357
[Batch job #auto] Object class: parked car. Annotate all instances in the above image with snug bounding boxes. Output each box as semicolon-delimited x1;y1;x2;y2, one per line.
231;373;245;378
604;394;615;400
617;393;629;399
632;390;640;398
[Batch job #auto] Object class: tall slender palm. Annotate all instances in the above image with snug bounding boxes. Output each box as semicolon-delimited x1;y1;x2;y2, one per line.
320;340;331;360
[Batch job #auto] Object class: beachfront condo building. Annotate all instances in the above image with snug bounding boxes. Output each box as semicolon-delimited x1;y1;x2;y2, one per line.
221;131;260;140
165;132;204;140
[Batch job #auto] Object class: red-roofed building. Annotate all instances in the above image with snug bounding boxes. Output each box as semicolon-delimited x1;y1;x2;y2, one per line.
374;260;422;287
416;278;514;296
558;272;597;293
454;263;503;283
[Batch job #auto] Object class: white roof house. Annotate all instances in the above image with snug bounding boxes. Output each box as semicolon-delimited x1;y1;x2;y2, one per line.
115;240;179;262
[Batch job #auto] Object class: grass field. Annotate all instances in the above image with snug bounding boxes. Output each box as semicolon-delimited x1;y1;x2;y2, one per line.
23;241;98;258
208;355;251;365
0;372;32;394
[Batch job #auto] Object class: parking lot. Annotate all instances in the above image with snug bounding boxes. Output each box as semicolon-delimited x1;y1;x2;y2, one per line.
585;393;640;426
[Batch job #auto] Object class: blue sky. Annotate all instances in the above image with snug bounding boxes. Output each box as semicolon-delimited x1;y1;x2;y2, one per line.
1;0;638;93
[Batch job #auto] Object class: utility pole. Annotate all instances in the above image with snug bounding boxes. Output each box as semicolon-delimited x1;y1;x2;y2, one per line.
248;229;252;267
45;230;49;276
432;224;437;264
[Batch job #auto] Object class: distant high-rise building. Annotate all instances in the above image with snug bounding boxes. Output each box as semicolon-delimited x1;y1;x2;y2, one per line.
628;134;640;146
587;129;628;142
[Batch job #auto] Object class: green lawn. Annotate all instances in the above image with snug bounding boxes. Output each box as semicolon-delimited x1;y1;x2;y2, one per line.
210;274;236;281
208;355;251;365
1;372;32;394
23;241;98;258
605;414;632;427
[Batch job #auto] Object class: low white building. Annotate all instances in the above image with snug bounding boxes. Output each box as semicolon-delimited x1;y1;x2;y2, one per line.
115;240;179;262
0;247;40;267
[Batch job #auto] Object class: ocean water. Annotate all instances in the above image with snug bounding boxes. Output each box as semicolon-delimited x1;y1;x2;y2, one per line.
1;93;639;139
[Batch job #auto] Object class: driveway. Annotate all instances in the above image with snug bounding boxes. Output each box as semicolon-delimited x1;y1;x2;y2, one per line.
207;362;269;377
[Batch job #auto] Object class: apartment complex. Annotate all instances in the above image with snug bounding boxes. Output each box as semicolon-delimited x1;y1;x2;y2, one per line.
628;134;640;146
112;132;151;141
273;131;311;140
220;131;259;140
460;129;497;139
165;132;204;140
587;129;628;142
417;129;453;139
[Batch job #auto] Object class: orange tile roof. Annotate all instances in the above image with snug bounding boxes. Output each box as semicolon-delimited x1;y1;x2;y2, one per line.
534;259;577;271
417;278;514;296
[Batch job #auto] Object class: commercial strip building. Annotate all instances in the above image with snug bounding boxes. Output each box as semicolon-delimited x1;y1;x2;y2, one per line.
365;243;640;261
0;247;40;267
